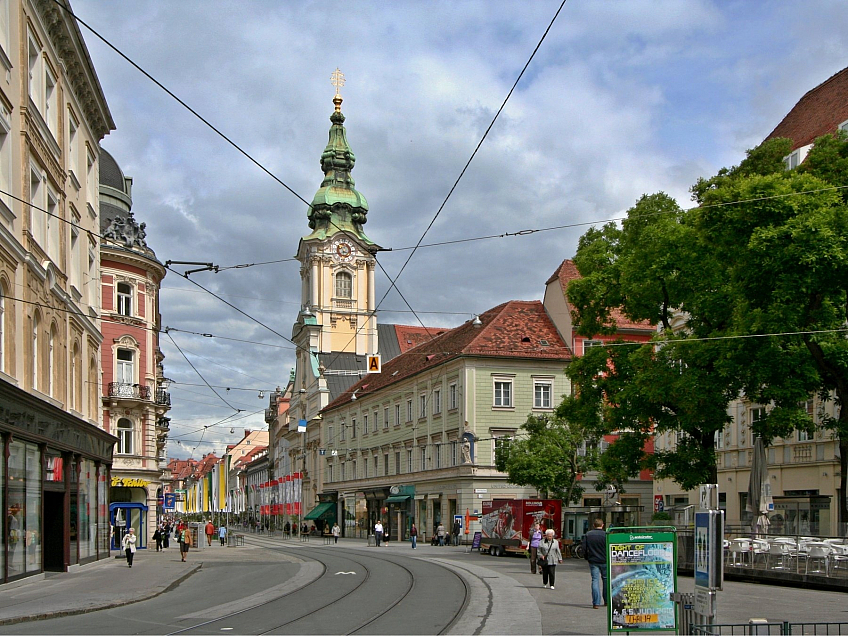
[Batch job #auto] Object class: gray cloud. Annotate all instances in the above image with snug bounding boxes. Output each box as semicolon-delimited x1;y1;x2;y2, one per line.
72;0;848;458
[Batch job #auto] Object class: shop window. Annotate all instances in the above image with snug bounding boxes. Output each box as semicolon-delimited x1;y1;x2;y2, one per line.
7;440;42;578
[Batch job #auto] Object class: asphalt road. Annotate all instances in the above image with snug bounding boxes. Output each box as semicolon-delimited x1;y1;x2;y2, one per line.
0;537;468;635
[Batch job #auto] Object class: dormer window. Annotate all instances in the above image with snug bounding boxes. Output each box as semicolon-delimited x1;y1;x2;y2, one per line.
783;144;811;171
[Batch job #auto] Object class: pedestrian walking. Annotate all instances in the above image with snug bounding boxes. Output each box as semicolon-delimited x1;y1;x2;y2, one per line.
374;520;384;547
205;520;215;546
410;523;418;549
153;525;163;552
538;529;563;590
218;524;228;546
452;519;461;546
437;522;446;546
529;523;542;574
284;521;291;537
332;523;341;544
582;517;609;609
163;523;171;550
122;527;137;567
178;523;192;562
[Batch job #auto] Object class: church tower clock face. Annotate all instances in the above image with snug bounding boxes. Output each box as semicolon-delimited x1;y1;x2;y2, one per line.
332;238;356;263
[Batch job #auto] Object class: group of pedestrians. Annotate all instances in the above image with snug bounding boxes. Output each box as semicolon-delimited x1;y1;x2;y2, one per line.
204;520;228;546
123;519;194;567
527;518;609;608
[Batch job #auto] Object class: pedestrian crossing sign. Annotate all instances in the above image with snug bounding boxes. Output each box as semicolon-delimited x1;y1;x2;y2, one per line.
367;355;381;373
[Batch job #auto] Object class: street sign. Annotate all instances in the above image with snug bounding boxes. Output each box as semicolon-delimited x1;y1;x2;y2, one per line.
367;355;381;373
654;495;664;512
695;510;724;591
607;526;678;632
699;484;718;510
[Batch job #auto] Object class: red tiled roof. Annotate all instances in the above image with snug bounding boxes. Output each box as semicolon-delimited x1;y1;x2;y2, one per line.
324;300;570;412
765;66;848;151
394;324;442;353
548;259;653;332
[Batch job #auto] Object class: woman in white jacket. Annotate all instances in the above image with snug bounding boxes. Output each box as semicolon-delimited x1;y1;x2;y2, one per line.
122;528;137;568
538;528;563;590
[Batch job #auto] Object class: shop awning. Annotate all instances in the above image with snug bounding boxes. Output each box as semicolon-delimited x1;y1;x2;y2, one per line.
304;502;335;520
385;495;411;503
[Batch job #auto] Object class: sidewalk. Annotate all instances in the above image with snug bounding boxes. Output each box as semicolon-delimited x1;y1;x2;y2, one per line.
0;546;210;626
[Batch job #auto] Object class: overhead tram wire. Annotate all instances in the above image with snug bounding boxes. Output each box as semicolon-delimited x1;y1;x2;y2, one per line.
52;0;314;212
165;330;242;412
319;0;570;375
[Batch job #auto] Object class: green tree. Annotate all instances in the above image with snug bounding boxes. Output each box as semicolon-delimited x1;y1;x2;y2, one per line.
496;413;598;504
563;134;848;526
695;134;848;527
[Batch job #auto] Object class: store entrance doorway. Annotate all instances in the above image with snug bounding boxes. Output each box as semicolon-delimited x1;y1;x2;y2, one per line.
43;491;66;571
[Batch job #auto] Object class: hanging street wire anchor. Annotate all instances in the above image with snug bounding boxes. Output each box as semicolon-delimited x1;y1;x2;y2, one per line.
164;260;218;277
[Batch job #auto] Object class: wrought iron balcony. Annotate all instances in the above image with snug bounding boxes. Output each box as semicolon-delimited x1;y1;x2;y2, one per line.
155;389;171;406
108;382;151;400
265;407;277;423
156;417;171;431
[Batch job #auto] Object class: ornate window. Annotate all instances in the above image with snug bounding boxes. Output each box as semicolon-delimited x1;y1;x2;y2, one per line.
335;271;352;299
116;348;135;389
116;418;133;454
117;282;132;316
31;312;39;391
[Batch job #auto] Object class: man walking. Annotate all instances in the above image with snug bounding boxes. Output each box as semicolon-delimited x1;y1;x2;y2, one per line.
205;520;215;546
374;520;383;547
582;517;608;609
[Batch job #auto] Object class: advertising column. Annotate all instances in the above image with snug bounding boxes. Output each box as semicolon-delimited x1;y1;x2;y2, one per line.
607;526;677;632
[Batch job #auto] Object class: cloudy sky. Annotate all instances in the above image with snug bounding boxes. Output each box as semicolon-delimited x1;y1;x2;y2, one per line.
71;0;848;460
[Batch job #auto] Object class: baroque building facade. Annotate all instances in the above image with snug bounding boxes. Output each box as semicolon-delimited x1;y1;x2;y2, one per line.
98;148;170;549
0;0;116;584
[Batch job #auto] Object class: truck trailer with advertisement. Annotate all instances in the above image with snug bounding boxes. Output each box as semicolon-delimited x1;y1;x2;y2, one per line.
480;499;562;556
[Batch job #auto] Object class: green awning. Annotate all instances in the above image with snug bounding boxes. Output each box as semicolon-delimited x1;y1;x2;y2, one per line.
304;502;335;520
385;495;411;503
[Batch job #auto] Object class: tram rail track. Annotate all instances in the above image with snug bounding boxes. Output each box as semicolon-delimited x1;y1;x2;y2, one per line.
166;533;469;635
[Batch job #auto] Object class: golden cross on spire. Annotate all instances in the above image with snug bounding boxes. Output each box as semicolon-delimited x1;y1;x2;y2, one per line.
331;68;345;97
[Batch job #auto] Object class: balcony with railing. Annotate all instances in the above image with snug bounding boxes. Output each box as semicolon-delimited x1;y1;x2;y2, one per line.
108;382;151;401
155;389;171;406
265;407;278;424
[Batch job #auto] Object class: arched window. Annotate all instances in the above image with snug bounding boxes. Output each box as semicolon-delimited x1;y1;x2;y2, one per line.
0;283;5;374
117;282;132;316
48;325;56;397
71;342;80;412
335;271;352;299
88;355;97;418
31;312;39;391
116;418;133;454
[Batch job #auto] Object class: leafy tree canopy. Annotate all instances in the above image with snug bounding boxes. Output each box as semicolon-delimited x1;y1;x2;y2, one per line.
496;413;598;504
562;133;848;520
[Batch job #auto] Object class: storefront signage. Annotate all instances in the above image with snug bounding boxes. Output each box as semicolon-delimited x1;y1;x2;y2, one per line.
607;527;677;632
111;477;150;488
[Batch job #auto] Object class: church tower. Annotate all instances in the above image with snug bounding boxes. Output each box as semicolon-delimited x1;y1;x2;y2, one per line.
292;71;380;410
